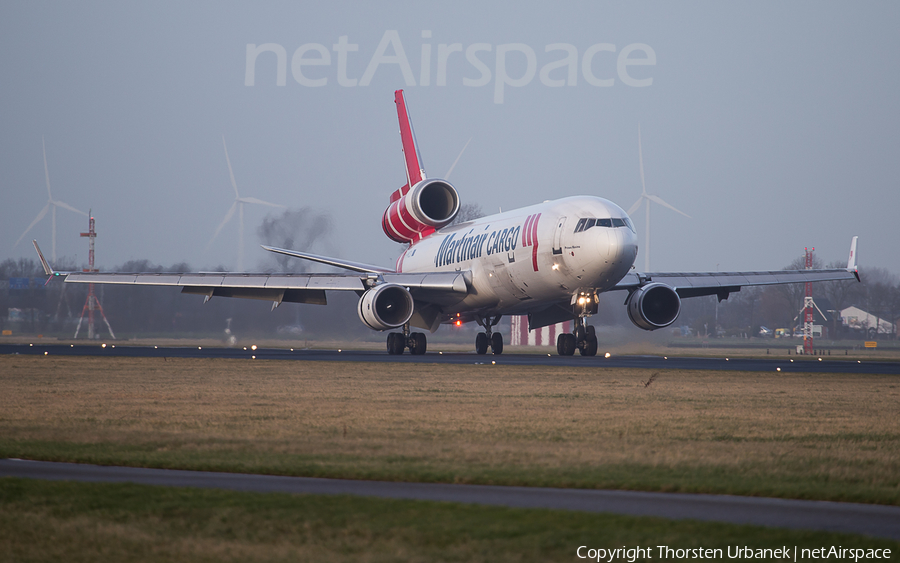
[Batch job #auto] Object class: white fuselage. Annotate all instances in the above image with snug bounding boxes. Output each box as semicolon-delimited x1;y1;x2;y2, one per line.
397;196;639;317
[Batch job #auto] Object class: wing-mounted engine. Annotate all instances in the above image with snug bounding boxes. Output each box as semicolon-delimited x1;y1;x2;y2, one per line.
626;282;681;330
382;179;460;243
357;283;415;330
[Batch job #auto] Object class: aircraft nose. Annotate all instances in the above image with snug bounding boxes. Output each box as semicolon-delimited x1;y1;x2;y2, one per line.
604;227;637;267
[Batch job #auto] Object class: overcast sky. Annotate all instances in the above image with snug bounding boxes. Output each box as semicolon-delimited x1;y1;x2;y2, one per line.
2;2;897;275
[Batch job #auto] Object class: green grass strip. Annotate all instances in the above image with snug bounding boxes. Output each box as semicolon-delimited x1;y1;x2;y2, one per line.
2;478;897;563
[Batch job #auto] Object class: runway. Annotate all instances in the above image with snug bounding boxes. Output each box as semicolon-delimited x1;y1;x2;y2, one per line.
2;459;898;540
2;343;900;374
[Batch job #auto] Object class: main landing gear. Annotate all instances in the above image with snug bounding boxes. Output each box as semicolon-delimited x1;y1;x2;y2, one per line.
386;323;427;355
557;319;598;356
475;315;503;355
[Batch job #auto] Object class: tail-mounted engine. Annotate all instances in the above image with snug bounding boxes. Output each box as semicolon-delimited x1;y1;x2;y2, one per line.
382;179;460;244
357;283;415;331
626;283;681;331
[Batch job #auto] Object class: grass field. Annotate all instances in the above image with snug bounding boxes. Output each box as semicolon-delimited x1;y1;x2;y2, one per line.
1;355;899;561
1;355;898;504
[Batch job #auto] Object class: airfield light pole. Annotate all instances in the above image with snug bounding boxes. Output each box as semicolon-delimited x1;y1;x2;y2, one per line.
803;247;814;355
74;212;115;340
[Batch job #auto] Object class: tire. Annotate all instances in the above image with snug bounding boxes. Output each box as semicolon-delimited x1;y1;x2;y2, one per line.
580;334;598;356
475;332;489;355
574;325;586;343
386;333;397;354
387;332;405;355
409;332;427;355
491;332;503;355
557;333;576;356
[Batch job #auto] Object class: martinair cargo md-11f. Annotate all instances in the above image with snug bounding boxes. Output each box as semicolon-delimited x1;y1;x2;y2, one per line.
34;90;860;356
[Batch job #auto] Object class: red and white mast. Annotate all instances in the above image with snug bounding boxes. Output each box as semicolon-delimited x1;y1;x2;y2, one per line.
802;247;814;355
74;212;115;340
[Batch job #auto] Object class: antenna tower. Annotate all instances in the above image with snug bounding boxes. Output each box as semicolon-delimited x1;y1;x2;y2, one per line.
74;212;115;339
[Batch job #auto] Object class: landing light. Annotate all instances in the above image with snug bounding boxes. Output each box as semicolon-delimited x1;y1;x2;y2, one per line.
551;264;559;270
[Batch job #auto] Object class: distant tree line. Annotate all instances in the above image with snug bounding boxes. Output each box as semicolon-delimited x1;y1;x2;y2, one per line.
0;257;367;341
676;255;899;341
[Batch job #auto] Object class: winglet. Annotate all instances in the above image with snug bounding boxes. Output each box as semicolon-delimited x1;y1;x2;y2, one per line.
847;236;860;281
32;240;56;277
395;90;426;189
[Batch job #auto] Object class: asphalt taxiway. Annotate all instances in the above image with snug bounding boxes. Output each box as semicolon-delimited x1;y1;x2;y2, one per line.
2;343;899;374
2;459;898;540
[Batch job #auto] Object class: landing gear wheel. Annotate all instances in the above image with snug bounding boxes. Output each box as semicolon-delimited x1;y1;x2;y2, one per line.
574;325;586;343
409;332;427;355
490;332;504;355
475;332;489;355
580;334;598;356
557;333;576;356
387;332;405;355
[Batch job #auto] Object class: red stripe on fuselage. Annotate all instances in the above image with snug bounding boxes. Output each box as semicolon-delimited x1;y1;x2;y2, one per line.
530;212;541;271
523;214;533;247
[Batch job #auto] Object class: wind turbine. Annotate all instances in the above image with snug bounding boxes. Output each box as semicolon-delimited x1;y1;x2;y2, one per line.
208;136;285;271
627;125;690;272
14;137;87;262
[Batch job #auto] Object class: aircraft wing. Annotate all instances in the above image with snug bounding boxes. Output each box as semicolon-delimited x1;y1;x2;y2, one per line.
57;270;469;307
612;236;859;300
34;239;468;307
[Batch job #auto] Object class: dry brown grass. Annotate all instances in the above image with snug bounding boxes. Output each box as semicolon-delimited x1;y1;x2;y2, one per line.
1;355;898;501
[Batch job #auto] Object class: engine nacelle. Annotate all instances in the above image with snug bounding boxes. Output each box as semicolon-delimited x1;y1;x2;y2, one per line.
357;283;415;331
382;179;460;243
626;283;682;331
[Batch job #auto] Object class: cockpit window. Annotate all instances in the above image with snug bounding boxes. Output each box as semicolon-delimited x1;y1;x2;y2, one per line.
574;217;628;232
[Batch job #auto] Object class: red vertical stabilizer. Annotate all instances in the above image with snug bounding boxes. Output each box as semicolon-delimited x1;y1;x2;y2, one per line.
383;90;460;244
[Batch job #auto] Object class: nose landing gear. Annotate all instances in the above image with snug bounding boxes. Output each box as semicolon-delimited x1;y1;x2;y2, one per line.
386;323;427;355
475;315;503;355
557;319;598;356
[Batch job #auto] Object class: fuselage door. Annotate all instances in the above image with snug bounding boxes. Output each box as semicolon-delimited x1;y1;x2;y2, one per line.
552;216;566;255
